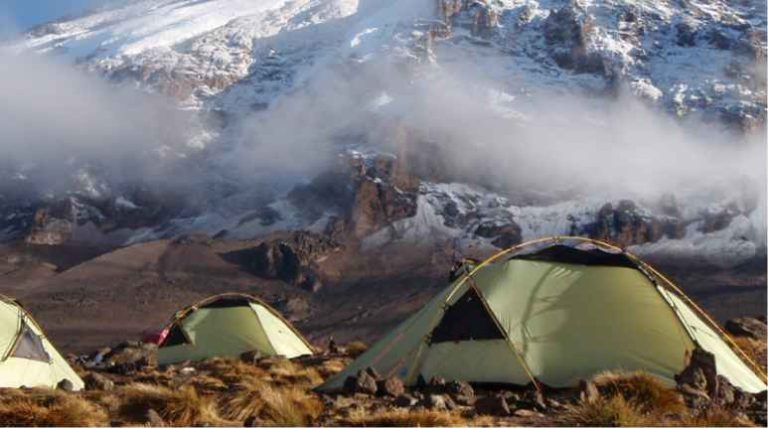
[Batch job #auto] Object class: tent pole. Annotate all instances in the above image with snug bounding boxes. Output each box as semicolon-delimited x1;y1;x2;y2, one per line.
468;278;543;393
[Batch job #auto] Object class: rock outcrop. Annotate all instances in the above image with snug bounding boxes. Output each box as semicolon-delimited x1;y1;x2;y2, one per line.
224;232;339;292
725;316;767;341
474;221;523;249
583;200;685;247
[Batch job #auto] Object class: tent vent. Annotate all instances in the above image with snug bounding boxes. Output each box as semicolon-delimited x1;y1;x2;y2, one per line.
11;322;51;363
430;287;505;343
512;245;635;268
161;324;191;347
199;296;253;309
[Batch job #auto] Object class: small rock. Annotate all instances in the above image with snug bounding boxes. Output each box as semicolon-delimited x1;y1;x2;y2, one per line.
500;390;521;403
732;388;753;410
423;394;455;411
475;395;511;416
56;379;75;392
748;391;767;425
342;370;378;395
513;409;543;418
327;337;339;354
725;317;767;341
239;350;263;364
446;380;475;405
716;375;736;405
676;348;718;397
179;367;196;376
425;376;447;394
365;366;381;381
144;408;165;426
522;389;547;411
83;372;114;391
394;393;418;407
91;347;112;363
376;377;405;397
678;383;711;409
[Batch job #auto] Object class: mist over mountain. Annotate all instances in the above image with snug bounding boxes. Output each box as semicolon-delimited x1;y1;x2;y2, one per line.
0;0;765;266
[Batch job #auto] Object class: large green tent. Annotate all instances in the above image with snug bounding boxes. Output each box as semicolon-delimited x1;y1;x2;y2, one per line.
319;237;767;393
0;295;84;390
158;293;313;365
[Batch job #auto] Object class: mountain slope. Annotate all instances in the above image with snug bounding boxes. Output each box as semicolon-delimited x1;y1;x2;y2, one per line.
1;0;765;266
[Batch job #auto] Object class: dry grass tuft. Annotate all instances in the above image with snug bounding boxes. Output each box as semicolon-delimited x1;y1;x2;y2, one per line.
221;378;269;421
281;366;325;388
118;383;222;426
345;341;369;358
260;384;324;426
0;390;108;427
222;377;323;425
340;409;470;427
592;371;685;415
565;394;649;427
181;374;229;393
196;357;268;383
672;406;757;427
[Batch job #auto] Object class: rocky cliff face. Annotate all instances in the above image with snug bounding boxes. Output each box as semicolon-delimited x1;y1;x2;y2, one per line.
2;0;765;268
15;0;765;129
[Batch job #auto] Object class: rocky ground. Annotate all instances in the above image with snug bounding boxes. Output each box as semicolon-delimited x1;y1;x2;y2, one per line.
2;316;765;427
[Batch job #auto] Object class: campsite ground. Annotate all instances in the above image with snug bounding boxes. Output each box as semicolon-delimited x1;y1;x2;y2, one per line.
0;332;765;427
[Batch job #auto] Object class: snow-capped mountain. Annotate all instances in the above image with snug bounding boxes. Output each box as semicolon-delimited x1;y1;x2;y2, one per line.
2;0;766;267
17;0;766;126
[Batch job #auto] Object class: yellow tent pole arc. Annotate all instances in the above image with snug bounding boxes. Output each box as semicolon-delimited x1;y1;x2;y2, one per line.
406;235;765;386
468;277;542;393
627;255;768;382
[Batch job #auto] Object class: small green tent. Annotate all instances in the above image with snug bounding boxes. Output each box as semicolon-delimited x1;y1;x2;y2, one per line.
158;293;313;365
319;237;767;393
0;295;84;390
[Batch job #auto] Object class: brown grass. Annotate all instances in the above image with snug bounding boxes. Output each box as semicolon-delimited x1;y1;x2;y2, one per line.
118;383;223;426
221;377;323;425
267;359;324;387
196;357;269;383
339;409;470;427
0;390;108;427
671;406;757;427
564;395;649;426
592;371;686;415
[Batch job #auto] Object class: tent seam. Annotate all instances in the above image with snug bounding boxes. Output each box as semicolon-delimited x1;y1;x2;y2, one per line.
467;277;542;392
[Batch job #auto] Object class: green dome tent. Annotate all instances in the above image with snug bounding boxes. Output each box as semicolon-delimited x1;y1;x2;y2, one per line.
158;293;313;365
0;295;84;390
319;237;767;393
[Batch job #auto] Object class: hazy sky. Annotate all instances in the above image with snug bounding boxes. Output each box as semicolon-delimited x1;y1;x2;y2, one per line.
0;0;123;30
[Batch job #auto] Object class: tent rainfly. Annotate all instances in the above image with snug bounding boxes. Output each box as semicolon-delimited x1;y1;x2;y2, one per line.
157;293;313;365
0;295;84;390
319;236;768;393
